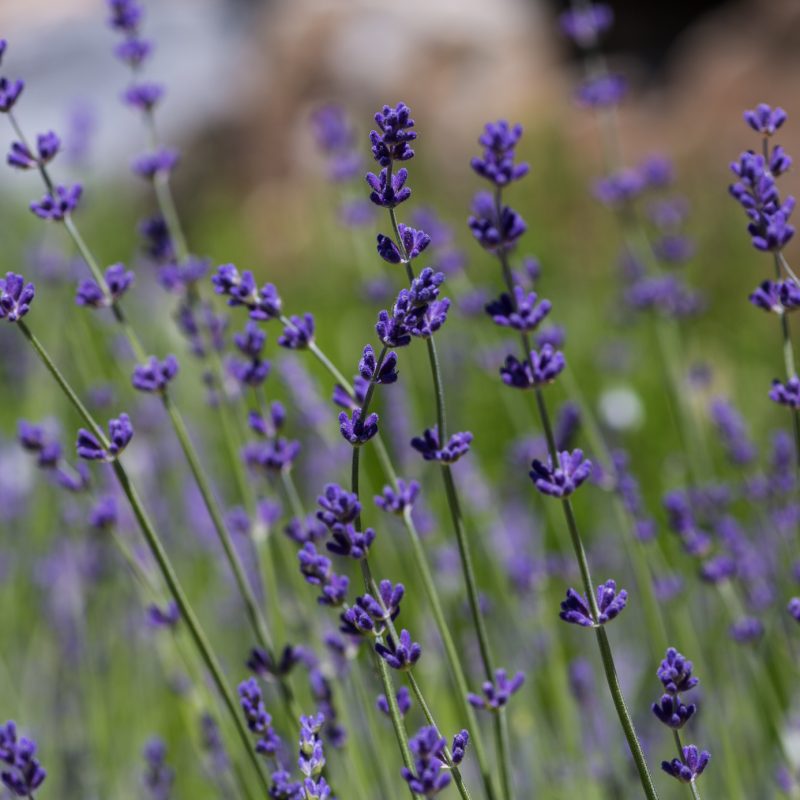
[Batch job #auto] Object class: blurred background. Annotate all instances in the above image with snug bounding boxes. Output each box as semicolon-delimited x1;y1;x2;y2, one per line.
2;0;800;798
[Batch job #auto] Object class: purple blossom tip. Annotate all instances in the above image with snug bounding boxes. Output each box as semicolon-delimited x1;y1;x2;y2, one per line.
131;355;179;393
0;77;24;113
744;103;787;136
530;449;592;497
370;102;417;166
770;376;800;409
339;408;379;446
0;273;35;322
375;629;421;671
30;184;83;221
7;131;60;170
411;426;473;463
661;745;710;784
467;668;525;711
559;579;627;627
76;413;133;461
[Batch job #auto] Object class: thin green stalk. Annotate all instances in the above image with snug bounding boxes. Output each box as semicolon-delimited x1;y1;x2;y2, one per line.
16;321;269;794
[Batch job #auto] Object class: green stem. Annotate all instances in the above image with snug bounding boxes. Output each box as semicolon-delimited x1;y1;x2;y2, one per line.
16;321;269;794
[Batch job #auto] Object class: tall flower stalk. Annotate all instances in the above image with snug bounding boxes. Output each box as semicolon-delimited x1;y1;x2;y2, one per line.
467;120;659;800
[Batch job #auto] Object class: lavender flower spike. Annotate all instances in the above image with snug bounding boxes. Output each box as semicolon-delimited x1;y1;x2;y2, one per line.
657;648;698;694
375;629;421;671
559;579;628;627
0;721;47;798
661;745;710;784
30;184;83;221
530;449;592;497
411;426;473;463
76;413;134;461
339;408;379;446
0;273;35;322
401;726;451;797
132;355;179;393
467;668;526;711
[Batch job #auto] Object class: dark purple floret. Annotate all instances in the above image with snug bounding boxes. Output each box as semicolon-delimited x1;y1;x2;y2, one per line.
0;273;35;322
132;147;180;180
559;579;627;627
114;37;152;67
467;668;525;711
407;298;450;338
359;344;399;385
770;377;800;409
0;721;47;798
147;600;180;629
76;263;135;308
411;426;473;463
377;225;431;263
375;629;421;671
450;730;469;765
470;120;529;187
131;355;179;393
468;191;527;253
243;438;301;472
229;355;269;387
377;686;412;717
278;313;315;350
366;167;411;208
770;144;792;176
238;678;280;755
485;286;551;331
317;483;361;528
500;345;565;389
560;3;614;47
661;745;710;784
575;74;626;107
530;449;592;497
233;321;266;358
401;726;450;797
76;413;133;461
744;103;787;136
7;131;60;170
30;184;83;221
751;207;795;252
0;77;24;113
325;523;375;560
269;770;304;800
375;478;421;514
749;279;800;313
369;102;417;166
124;82;164;111
339;408;379;446
211;264;283;321
651;694;696;729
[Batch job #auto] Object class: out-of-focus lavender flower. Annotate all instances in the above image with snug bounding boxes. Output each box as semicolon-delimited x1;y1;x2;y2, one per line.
248;645;300;680
468;191;527;253
108;0;143;33
298;543;349;607
560;3;614;47
339;408;379;446
238;678;280;756
76;413;134;461
310;104;362;182
0;273;35;322
132;355;179;393
770;377;800;409
115;37;152;67
0;77;24;113
147;600;180;629
467;668;525;711
278;313;315;350
610;450;655;541
7;132;60;170
788;597;800;622
744;103;787;136
284;515;327;545
377;687;412;717
486;286;551;331
653;234;695;264
575;74;626;107
411;427;473;463
661;745;710;784
141;738;173;800
560;579;627;627
374;479;420;514
132;147;180;180
729;616;764;643
401;727;450;796
500;345;565;389
593;169;644;206
625;274;705;318
0;721;47;798
530;449;592;497
30;184;83;221
124;81;163;111
89;495;118;530
75;263;135;308
377;225;430;263
243;438;301;472
375;629;421;671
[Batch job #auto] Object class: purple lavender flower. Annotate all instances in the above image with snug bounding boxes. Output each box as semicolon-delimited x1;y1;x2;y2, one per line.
470;120;529;187
278;313;315;350
211;264;282;321
132;147;180;179
375;479;420;514
593;168;645;206
661;745;710;784
310;104;362;182
131;355;179;392
114;37;152;67
656;653;696;692
0;77;24;113
651;694;696;729
76;413;133;461
0;721;46;798
359;344;399;384
326;523;375;560
377;687;412;717
366;167;411;208
0;273;35;322
468;191;527;253
243;438;301;472
411;427;473;463
729;616;764;643
108;0;143;32
89;495;118;530
339;408;379;446
238;678;280;756
369;102;417;166
75;263;135;308
709;398;757;466
749;280;800;313
500;345;565;389
560;579;627;627
770;377;800;409
575;74;626;107
7;132;60;170
147;601;180;629
788;597;800;622
560;3;614;47
467;668;525;711
377;225;430;263
744;103;787;136
124;82;164;111
317;484;361;528
375;629;421;671
485;286;551;331
401;726;450;797
29;184;83;221
530;449;592;497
